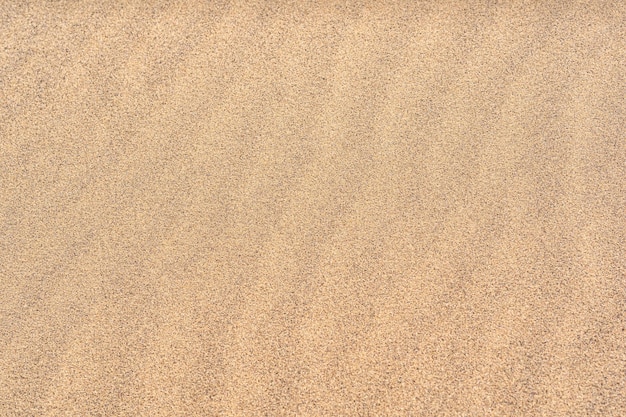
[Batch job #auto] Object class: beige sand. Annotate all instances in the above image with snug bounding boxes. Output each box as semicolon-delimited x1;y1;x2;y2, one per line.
1;1;625;416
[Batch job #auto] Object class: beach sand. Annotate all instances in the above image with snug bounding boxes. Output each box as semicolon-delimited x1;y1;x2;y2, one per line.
1;1;625;415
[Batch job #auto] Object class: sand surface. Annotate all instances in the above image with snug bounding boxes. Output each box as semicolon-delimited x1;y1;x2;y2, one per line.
1;1;625;416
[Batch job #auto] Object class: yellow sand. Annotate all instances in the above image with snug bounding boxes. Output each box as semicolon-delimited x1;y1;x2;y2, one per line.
1;1;624;416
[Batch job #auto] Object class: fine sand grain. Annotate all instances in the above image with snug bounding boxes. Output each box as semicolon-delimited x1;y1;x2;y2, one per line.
1;1;625;416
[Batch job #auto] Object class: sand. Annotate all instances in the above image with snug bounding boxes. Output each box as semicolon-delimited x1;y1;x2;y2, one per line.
1;1;625;416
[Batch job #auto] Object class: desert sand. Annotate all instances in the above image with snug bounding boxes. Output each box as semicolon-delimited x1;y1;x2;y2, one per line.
1;1;625;416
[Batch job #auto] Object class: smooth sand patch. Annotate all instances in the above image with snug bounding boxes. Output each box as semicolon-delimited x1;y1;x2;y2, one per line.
1;1;624;416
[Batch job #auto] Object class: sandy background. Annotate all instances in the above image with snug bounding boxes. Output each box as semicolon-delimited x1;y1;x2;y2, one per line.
1;1;625;416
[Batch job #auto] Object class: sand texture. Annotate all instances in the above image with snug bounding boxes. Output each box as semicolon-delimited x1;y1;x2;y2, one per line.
1;1;625;416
